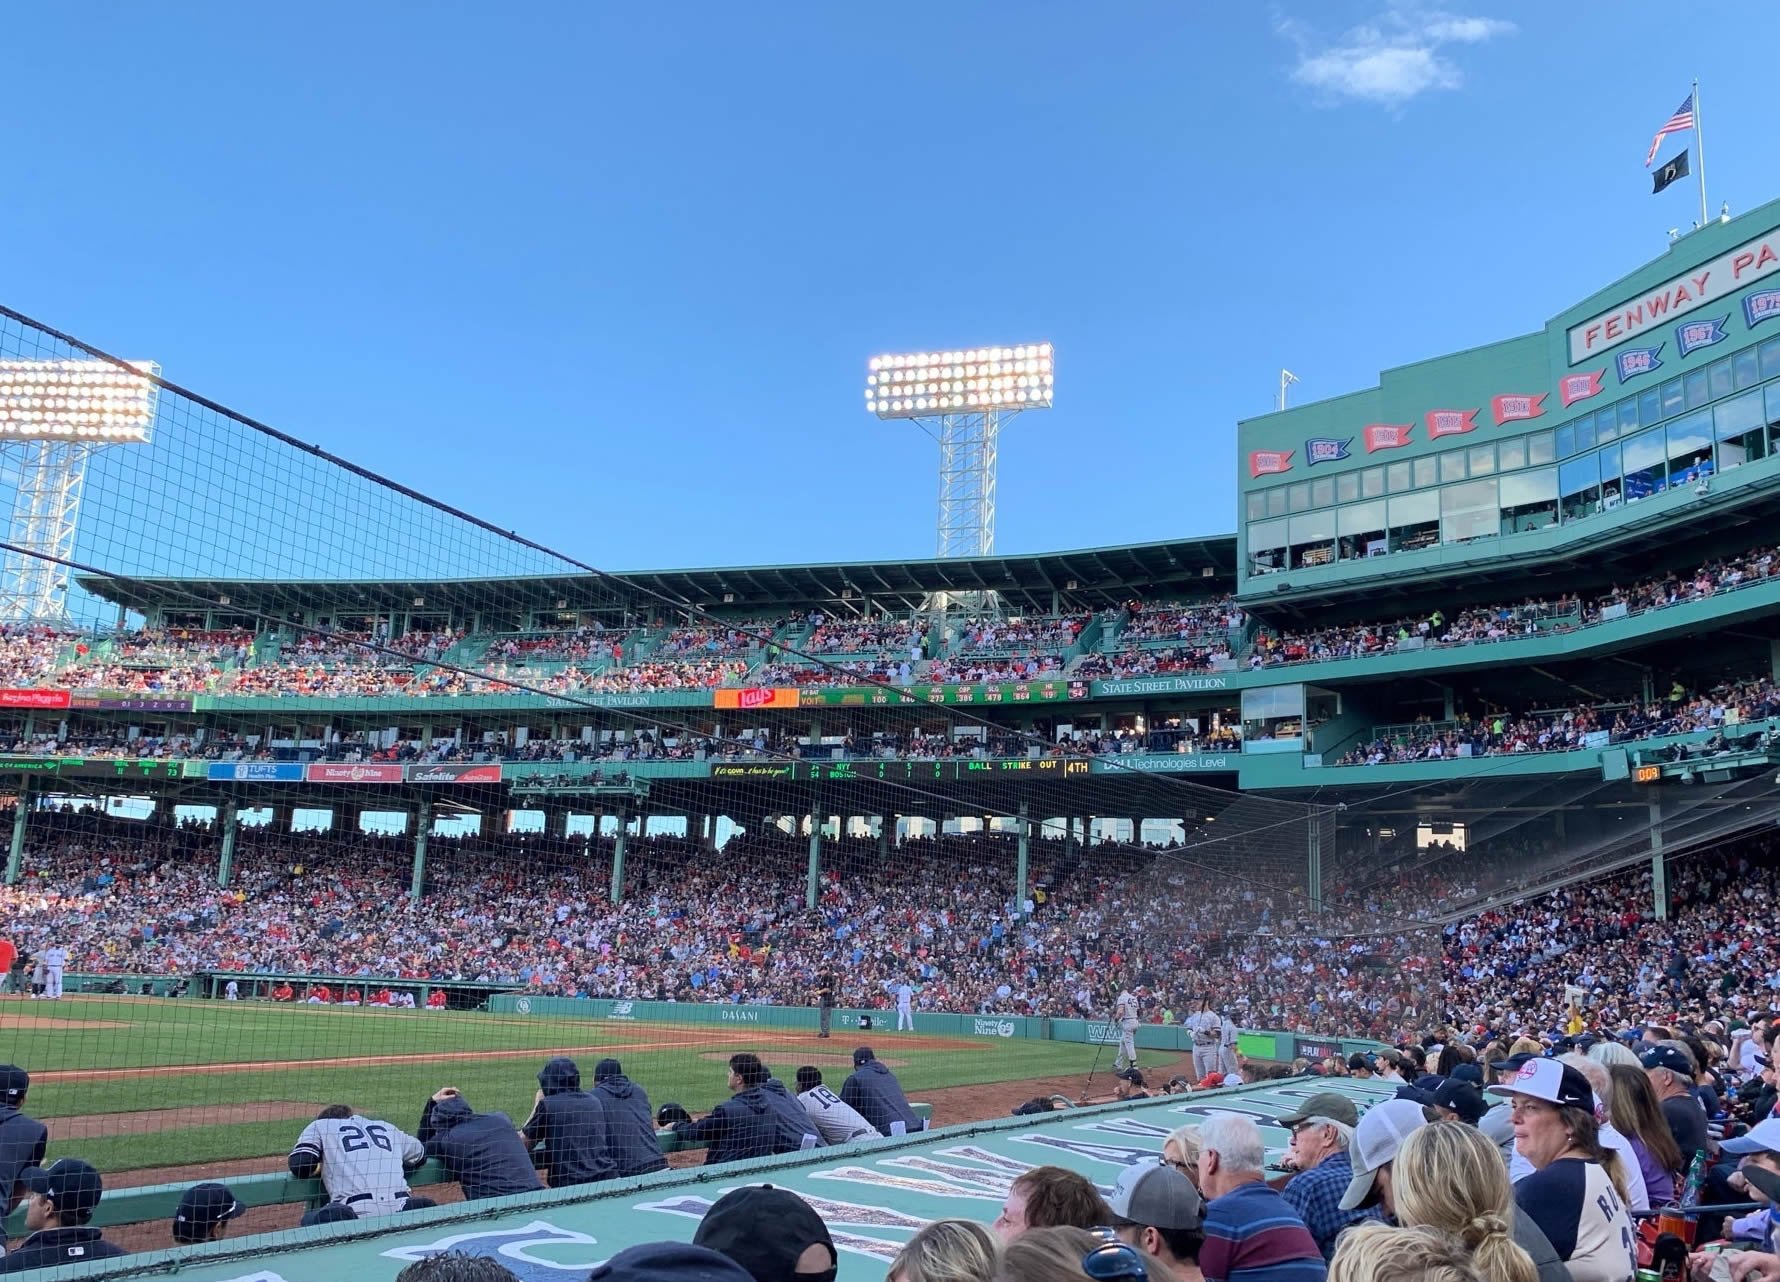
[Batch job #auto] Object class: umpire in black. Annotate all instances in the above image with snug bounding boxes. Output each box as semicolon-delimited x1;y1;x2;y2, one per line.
0;1066;48;1228
519;1057;616;1187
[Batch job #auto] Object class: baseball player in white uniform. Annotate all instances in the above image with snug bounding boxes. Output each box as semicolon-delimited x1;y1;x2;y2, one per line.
1113;986;1139;1072
794;1066;877;1144
41;945;66;1001
287;1106;427;1217
885;979;915;1031
1187;1000;1222;1079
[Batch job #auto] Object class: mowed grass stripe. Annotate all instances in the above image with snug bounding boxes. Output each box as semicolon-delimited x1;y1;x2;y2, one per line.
3;1000;668;1071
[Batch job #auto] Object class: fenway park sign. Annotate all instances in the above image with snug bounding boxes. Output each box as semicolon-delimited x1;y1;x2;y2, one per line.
1569;227;1780;362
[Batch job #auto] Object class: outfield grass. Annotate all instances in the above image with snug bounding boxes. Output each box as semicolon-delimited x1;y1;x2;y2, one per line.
4;997;1107;1172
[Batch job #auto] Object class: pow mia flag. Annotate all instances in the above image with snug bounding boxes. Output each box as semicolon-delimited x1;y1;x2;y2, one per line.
1652;149;1689;195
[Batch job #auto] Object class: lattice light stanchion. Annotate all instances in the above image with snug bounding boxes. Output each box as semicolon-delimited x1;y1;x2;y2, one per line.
0;358;158;621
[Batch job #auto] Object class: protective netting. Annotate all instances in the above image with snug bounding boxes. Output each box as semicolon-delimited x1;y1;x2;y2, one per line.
0;305;1356;1260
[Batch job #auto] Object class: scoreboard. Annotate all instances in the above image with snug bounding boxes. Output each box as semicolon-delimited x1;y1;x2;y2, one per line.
712;758;1091;781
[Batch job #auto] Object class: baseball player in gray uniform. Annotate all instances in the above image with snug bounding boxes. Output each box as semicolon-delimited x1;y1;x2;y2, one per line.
1187;999;1222;1080
1112;985;1140;1072
287;1104;429;1217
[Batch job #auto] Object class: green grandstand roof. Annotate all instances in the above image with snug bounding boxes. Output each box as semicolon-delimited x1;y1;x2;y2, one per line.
77;535;1238;616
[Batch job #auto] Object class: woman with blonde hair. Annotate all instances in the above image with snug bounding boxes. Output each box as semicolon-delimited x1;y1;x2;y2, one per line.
1394;1120;1566;1282
888;1219;1001;1282
1329;1222;1486;1282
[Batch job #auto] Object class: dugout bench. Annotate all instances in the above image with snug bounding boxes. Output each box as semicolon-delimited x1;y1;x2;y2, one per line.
6;1104;932;1234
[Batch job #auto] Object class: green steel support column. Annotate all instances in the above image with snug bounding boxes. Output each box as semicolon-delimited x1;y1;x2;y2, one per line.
217;799;240;888
611;807;629;904
878;816;890;859
806;789;823;910
1650;802;1667;921
5;781;28;886
1015;803;1030;921
410;800;431;904
1307;816;1323;915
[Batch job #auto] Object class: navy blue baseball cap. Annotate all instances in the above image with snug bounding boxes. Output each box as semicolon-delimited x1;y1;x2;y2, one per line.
852;1046;876;1066
1449;1063;1484;1085
174;1182;243;1238
1641;1045;1695;1075
590;1243;756;1282
0;1065;27;1103
22;1159;103;1218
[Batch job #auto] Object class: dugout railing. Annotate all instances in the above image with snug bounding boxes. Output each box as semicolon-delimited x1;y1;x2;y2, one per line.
0;1108;934;1236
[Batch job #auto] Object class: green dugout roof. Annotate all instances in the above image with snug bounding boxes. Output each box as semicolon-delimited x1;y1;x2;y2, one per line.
97;1075;1396;1282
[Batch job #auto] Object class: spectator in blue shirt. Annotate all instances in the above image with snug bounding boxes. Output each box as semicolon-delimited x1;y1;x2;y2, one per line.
1197;1113;1326;1282
1275;1094;1381;1260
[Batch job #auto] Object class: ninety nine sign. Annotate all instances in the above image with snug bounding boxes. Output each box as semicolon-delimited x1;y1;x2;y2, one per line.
0;688;70;709
1569;227;1780;363
303;762;404;784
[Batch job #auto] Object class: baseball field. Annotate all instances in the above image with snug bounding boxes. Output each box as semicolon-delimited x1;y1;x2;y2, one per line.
1;996;1125;1177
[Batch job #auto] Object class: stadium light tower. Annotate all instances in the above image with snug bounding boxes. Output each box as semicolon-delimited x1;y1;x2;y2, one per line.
0;358;159;621
865;344;1055;561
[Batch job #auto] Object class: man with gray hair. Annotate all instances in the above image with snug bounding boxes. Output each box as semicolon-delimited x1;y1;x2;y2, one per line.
1274;1092;1381;1259
1508;1053;1649;1212
1196;1113;1323;1282
1642;1042;1708;1169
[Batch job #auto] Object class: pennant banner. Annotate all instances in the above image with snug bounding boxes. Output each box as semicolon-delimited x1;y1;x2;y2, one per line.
1675;315;1728;357
1746;290;1780;330
1425;409;1479;439
1362;423;1414;452
1249;450;1294;478
1490;393;1547;425
1615;344;1665;382
1305;437;1352;466
1559;370;1605;408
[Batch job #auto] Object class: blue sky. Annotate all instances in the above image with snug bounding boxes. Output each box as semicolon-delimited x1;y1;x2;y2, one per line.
4;2;1775;573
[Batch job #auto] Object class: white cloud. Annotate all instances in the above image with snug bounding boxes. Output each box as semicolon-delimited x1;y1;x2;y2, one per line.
1275;6;1517;107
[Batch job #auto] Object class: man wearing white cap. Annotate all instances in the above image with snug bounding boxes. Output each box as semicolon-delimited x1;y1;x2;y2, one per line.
1487;1057;1635;1282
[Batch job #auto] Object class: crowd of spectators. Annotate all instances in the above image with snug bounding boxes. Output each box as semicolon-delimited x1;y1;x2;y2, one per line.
483;627;626;665
924;654;1065;684
15;805;1780;1052
1254;543;1779;670
1115;598;1246;644
802;615;924;657
1076;644;1233;679
954;615;1086;655
0;626;80;686
655;619;782;662
1337;673;1780;765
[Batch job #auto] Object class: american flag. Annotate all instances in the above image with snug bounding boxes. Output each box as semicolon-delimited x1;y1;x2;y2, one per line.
1645;93;1695;166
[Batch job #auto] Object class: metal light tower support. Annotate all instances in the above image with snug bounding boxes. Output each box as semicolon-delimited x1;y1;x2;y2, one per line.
0;441;99;621
864;344;1054;619
931;408;1010;560
0;356;160;624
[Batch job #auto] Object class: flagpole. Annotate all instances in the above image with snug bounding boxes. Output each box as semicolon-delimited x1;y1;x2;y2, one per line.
1693;77;1709;229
